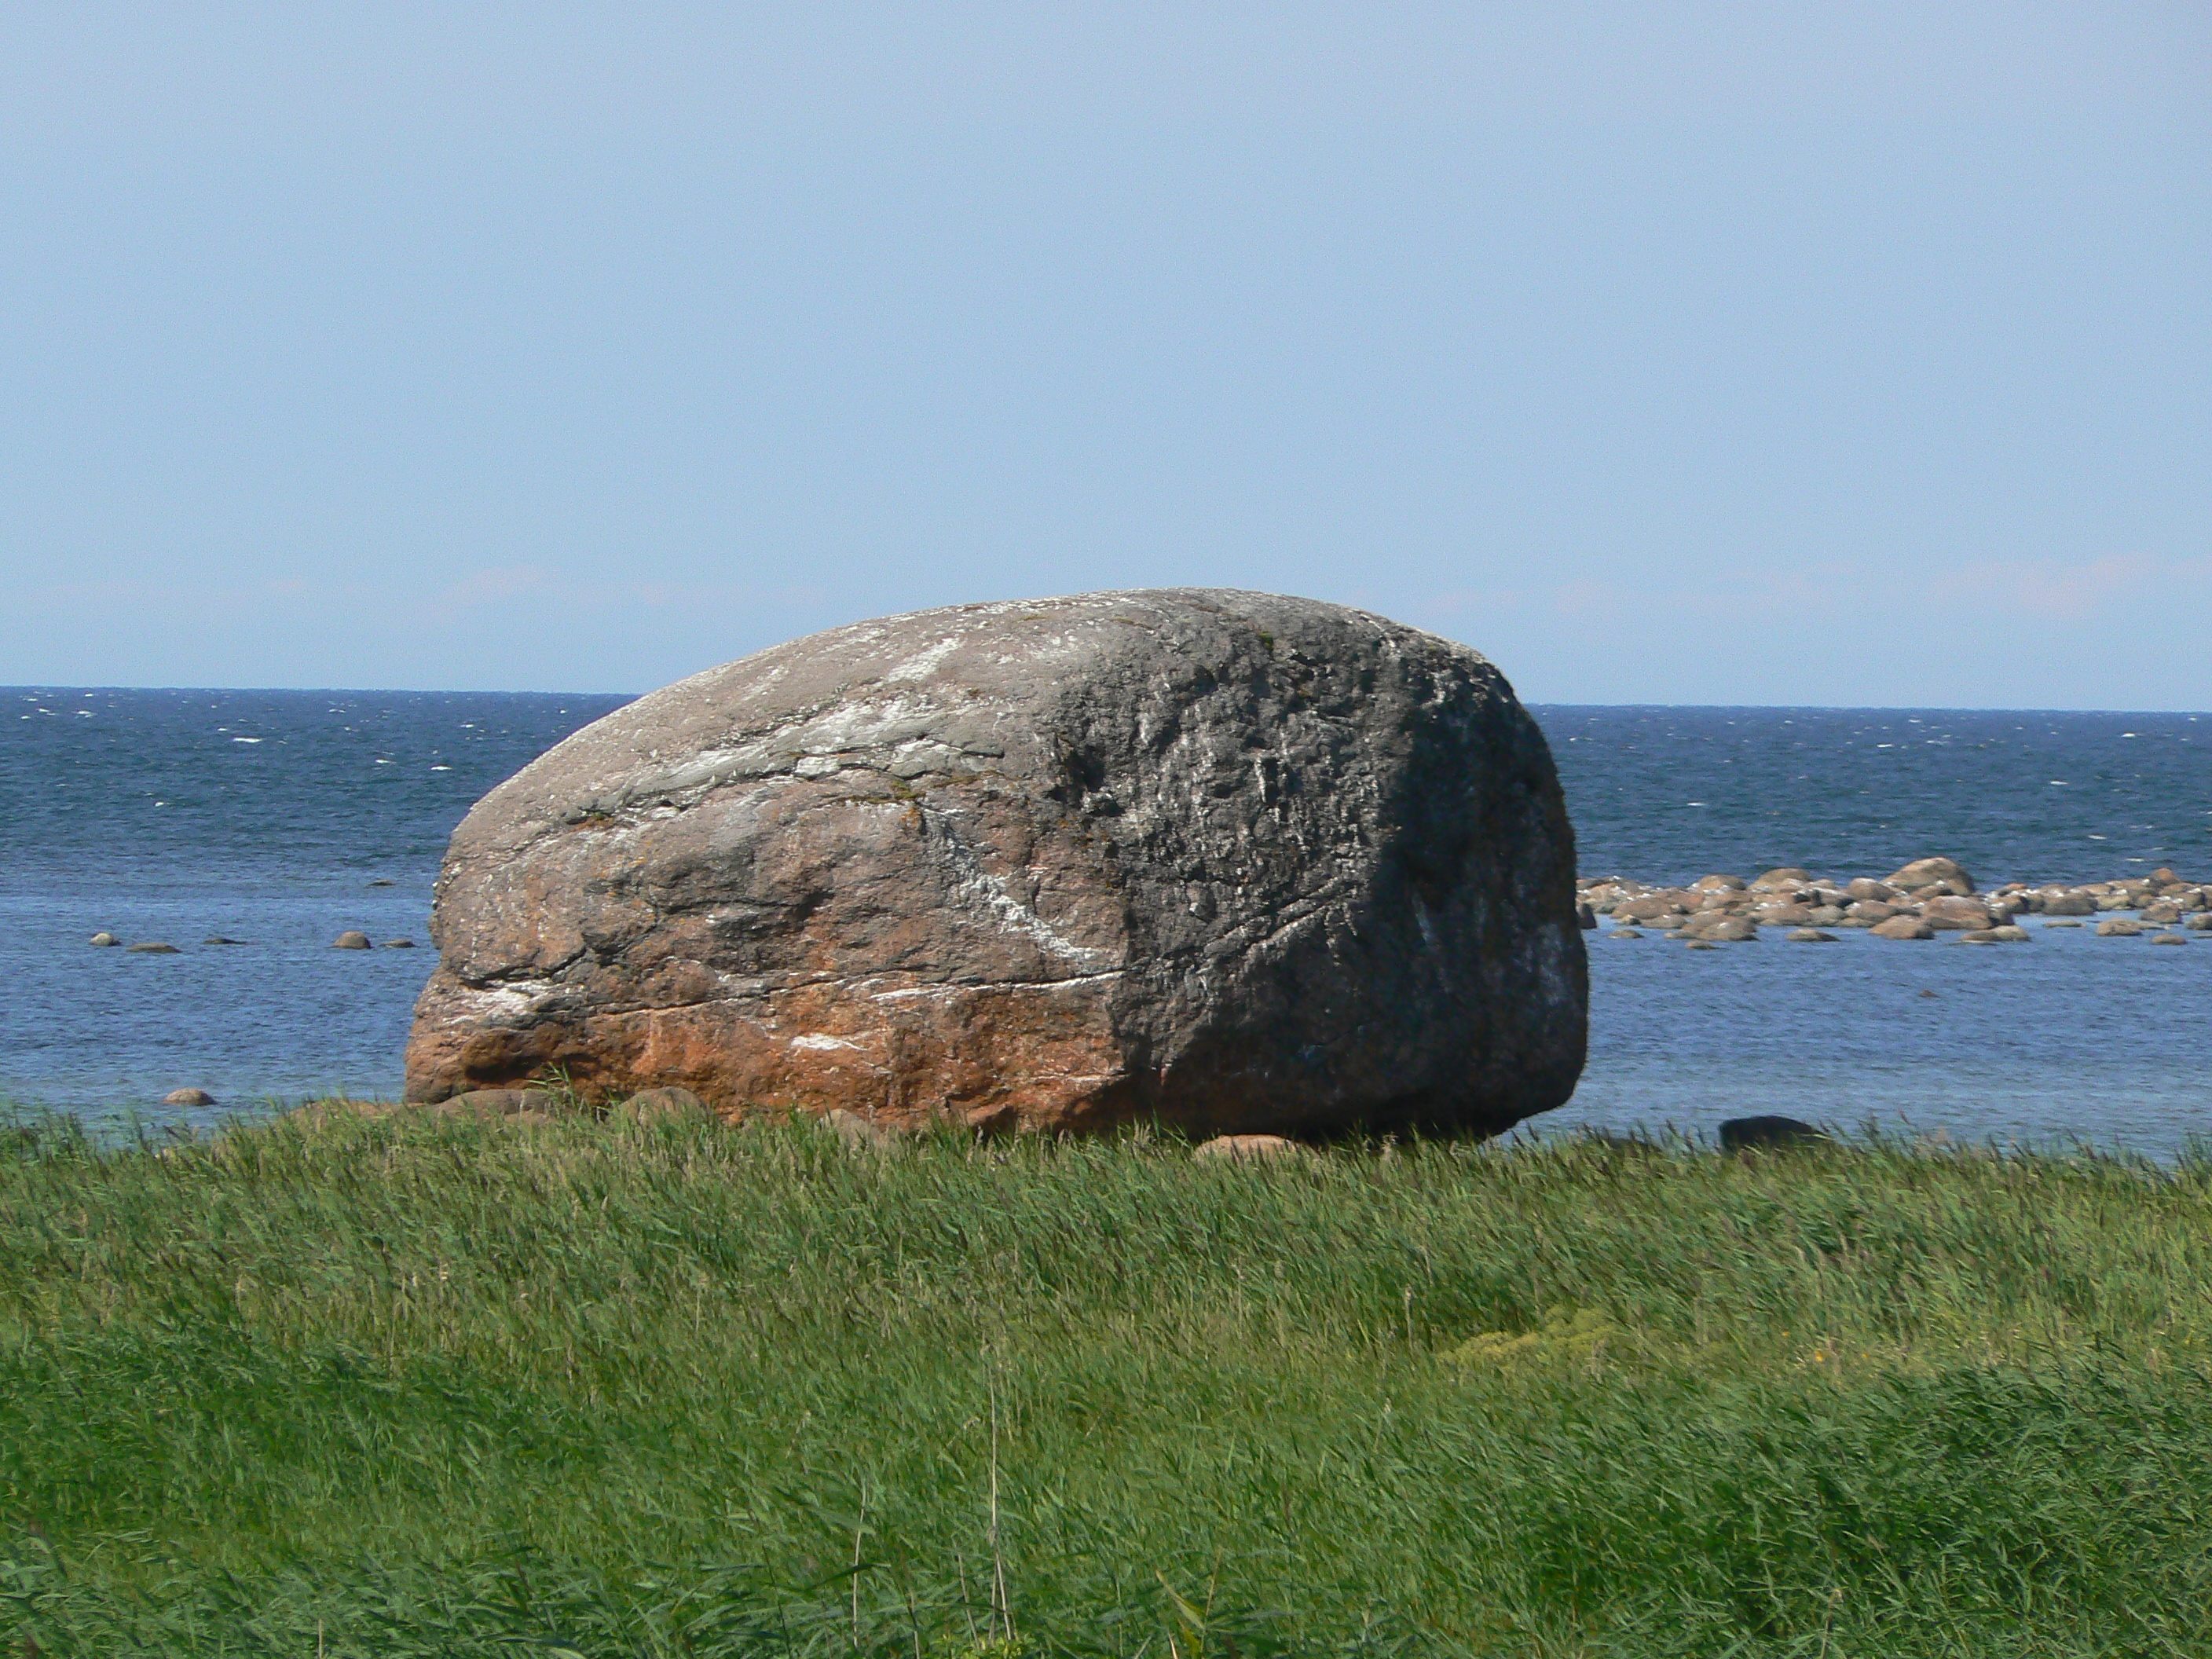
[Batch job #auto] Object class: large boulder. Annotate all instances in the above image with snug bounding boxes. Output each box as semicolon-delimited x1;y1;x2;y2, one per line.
404;591;1587;1138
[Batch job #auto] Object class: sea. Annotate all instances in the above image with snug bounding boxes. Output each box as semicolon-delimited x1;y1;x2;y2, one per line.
5;690;2210;1155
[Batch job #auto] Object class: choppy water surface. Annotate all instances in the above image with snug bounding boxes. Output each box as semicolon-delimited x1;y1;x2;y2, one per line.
3;694;2209;1152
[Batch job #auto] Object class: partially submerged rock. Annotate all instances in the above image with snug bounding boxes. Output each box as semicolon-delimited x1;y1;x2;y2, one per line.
405;591;1586;1140
1870;916;1936;940
162;1087;215;1107
332;931;372;950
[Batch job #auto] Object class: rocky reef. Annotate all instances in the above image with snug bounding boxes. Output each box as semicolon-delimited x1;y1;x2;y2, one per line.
1580;858;2212;943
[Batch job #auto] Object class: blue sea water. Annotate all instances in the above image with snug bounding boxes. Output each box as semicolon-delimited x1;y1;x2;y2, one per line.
4;690;2210;1152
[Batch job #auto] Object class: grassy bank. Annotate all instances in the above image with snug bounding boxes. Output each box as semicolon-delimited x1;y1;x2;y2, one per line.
3;1112;2210;1656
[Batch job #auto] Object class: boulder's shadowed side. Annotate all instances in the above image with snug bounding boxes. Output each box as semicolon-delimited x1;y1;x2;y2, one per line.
404;589;1587;1137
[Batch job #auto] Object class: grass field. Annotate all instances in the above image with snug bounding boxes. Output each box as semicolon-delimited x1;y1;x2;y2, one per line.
4;1108;2211;1656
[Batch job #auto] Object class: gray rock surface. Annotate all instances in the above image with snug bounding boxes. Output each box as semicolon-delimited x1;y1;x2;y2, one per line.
405;591;1587;1139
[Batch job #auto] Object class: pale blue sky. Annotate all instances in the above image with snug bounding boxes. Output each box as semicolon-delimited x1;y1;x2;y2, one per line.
3;5;2207;705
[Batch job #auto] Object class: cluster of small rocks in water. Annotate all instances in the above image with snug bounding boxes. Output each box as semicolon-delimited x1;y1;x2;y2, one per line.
88;929;414;951
1579;855;2212;947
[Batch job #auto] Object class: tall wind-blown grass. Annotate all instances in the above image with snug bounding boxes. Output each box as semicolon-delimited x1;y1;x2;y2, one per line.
3;1109;2211;1655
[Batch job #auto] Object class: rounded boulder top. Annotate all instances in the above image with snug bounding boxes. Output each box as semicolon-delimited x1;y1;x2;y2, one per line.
405;590;1587;1138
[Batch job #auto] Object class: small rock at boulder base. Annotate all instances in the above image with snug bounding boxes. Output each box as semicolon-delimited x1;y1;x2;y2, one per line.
332;931;372;950
126;941;179;954
1192;1133;1304;1163
1989;925;2031;943
1786;928;1837;943
1884;856;1973;896
404;591;1588;1139
1719;1115;1829;1152
1683;939;1719;950
433;1087;558;1119
162;1087;214;1107
1870;917;1936;940
823;1108;902;1150
88;931;120;947
1609;927;1644;939
616;1085;712;1123
1576;902;1598;930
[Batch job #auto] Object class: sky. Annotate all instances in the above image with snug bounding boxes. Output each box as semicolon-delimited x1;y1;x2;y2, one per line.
2;4;2207;707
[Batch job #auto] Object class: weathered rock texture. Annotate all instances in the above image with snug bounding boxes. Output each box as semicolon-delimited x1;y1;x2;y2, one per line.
404;590;1586;1137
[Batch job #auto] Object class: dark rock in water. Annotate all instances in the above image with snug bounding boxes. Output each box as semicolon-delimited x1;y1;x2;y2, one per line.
404;591;1588;1139
202;936;246;946
89;932;120;947
332;931;373;950
126;941;179;954
1785;928;1837;943
1719;1115;1829;1152
1609;927;1644;939
1576;902;1597;930
2152;932;2188;945
368;878;397;887
1885;857;1973;896
382;938;416;949
162;1087;215;1106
